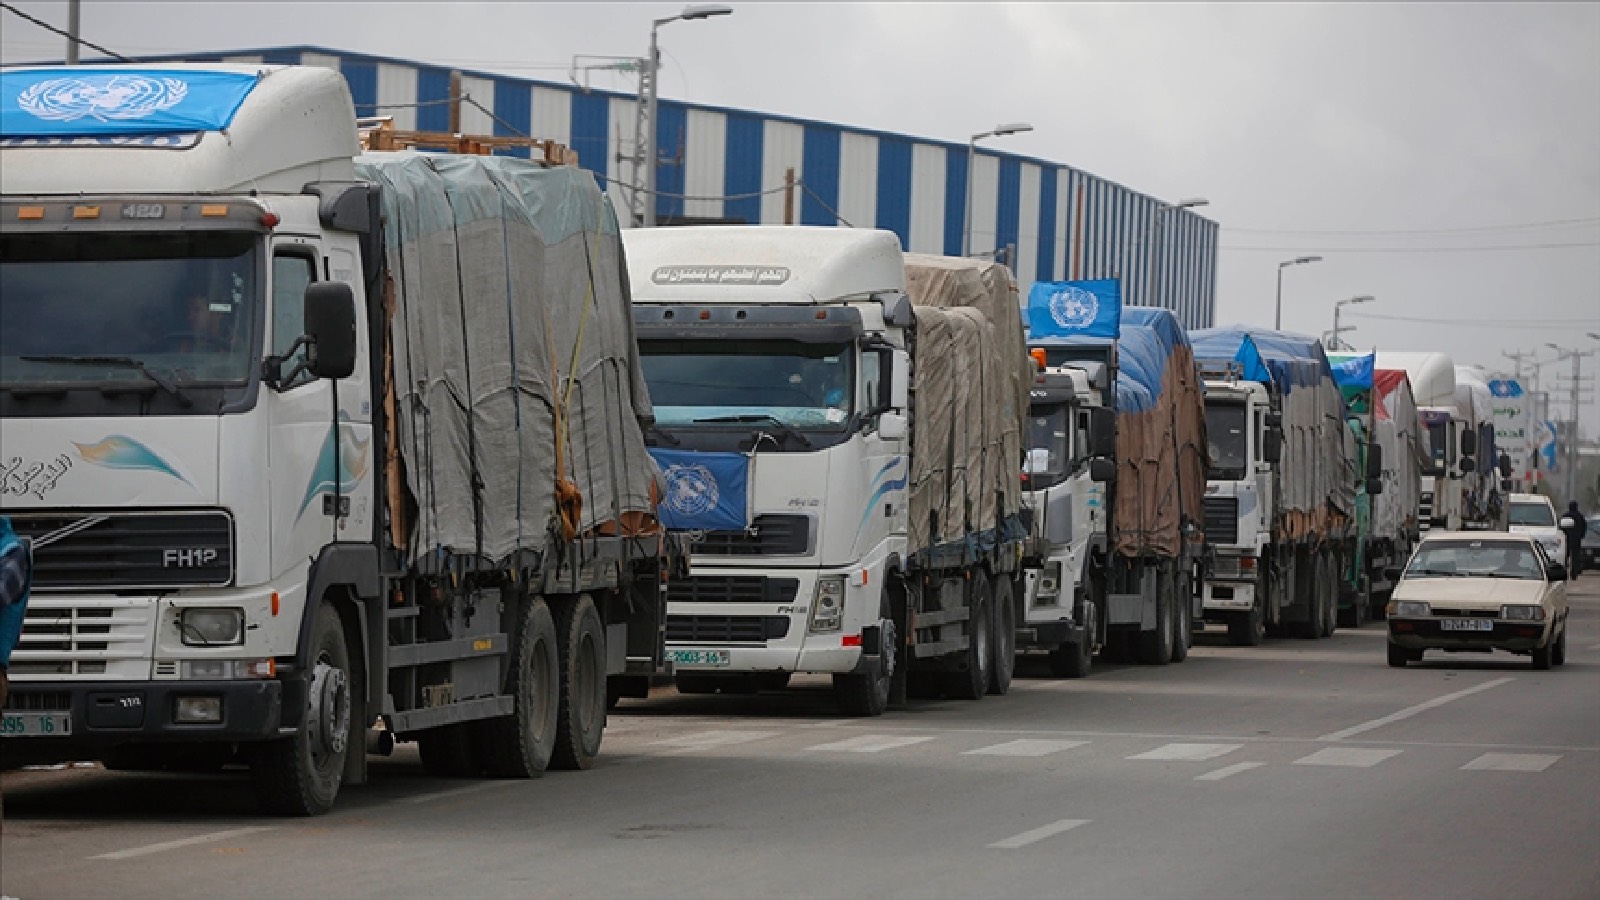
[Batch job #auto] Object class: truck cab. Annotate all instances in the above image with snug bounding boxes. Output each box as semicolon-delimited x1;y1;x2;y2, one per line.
1197;372;1279;642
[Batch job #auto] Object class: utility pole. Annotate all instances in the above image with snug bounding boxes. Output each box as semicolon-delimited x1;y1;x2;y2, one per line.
66;0;80;64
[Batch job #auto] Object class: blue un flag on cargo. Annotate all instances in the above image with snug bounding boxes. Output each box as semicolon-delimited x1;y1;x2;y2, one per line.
648;449;750;531
1027;279;1122;340
0;517;32;668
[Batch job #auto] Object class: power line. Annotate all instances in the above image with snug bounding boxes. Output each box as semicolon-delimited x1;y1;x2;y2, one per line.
0;2;130;62
1223;216;1600;236
1347;312;1600;328
1222;241;1599;253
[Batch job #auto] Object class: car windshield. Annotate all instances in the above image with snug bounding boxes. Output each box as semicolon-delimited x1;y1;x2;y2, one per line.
1406;539;1544;580
1508;502;1556;527
1205;401;1248;480
0;230;260;387
640;339;853;429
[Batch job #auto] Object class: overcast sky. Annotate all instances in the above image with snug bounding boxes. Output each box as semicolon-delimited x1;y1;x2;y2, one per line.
4;1;1598;431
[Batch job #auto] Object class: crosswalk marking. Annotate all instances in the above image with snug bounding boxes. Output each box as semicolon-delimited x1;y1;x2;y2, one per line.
1461;753;1561;772
1128;742;1241;761
1293;747;1402;768
1195;761;1267;781
808;734;936;753
650;730;782;748
963;739;1089;757
988;819;1092;849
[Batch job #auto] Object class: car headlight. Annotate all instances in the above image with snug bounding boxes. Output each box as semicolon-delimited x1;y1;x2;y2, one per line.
179;607;245;646
1499;604;1545;622
808;576;845;633
1393;600;1431;617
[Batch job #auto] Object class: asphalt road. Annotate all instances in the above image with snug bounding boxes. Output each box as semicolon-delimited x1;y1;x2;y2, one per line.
4;580;1598;900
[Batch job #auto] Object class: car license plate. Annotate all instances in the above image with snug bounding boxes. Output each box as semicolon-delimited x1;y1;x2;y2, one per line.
666;648;731;668
0;712;72;737
1440;618;1494;632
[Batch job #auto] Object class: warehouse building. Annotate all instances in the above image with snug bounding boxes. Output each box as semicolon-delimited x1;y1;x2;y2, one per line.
141;45;1218;328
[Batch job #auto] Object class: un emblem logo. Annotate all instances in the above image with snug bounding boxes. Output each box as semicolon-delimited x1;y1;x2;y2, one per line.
663;464;720;518
1048;286;1099;330
17;74;189;123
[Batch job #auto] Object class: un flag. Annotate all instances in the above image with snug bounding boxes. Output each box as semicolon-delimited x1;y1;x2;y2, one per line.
1027;279;1122;340
648;449;750;531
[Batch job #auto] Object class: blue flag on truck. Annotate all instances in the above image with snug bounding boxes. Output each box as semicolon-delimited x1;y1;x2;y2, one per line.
648;449;750;531
0;68;261;138
1027;279;1121;340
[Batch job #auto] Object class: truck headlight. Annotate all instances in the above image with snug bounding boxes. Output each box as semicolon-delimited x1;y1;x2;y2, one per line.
1034;562;1061;605
179;658;275;680
179;608;245;646
809;576;845;633
1500;605;1545;622
1393;600;1430;617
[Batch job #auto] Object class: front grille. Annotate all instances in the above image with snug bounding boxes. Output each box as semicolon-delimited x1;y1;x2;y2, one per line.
12;598;152;676
1203;496;1239;544
1427;608;1497;618
666;614;790;643
9;511;234;590
690;515;811;556
1419;493;1434;532
666;576;800;605
2;690;72;712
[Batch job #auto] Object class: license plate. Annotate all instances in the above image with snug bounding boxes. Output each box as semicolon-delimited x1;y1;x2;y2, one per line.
666;648;731;668
1440;618;1494;632
1;712;73;737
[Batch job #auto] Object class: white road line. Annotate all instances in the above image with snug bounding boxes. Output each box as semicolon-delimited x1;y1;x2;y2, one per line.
399;782;504;805
1195;762;1267;781
1128;742;1242;762
962;739;1089;757
650;730;782;749
1317;677;1514;741
808;734;936;753
1461;752;1561;772
91;826;278;861
1293;747;1403;768
988;819;1091;849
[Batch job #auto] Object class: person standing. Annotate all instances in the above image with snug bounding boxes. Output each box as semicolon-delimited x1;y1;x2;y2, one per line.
1560;502;1587;577
0;516;30;709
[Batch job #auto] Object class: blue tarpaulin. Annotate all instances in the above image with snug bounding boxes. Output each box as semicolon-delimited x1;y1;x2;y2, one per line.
648;449;750;531
1190;325;1334;395
0;68;260;137
1026;279;1121;340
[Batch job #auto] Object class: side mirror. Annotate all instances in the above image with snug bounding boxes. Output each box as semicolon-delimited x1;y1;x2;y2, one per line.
1500;479;1513;493
1498;453;1512;478
1089;457;1116;483
1262;426;1284;465
1365;442;1383;480
1088;407;1117;458
1546;563;1567;583
1461;428;1478;457
1458;456;1476;474
1365;477;1384;496
1383;566;1403;582
305;282;357;379
877;411;908;441
1264;411;1283;428
888;349;910;411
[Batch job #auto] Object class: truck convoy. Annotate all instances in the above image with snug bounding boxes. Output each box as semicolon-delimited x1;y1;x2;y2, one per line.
1189;327;1357;644
623;229;1034;715
1019;305;1208;675
0;64;674;815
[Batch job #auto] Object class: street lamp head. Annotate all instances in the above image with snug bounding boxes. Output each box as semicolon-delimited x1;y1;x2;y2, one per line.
1174;197;1209;210
679;3;733;19
991;122;1034;137
1296;255;1322;265
1347;294;1375;305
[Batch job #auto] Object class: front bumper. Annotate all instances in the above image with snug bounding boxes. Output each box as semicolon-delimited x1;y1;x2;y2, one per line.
1;678;287;758
1387;618;1552;652
664;568;869;676
1202;579;1256;612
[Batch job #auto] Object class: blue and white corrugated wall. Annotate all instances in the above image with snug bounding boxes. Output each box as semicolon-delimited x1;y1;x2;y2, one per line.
168;46;1218;329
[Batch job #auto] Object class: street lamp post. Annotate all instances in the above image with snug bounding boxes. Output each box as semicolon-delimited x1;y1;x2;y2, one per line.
962;122;1033;257
1328;294;1375;351
642;4;733;228
1144;197;1208;310
1274;255;1323;331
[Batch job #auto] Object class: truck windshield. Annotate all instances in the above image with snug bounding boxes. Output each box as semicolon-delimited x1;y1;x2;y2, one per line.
1507;502;1555;527
1422;420;1450;476
640;339;853;429
0;231;259;388
1023;405;1071;490
1205;401;1248;480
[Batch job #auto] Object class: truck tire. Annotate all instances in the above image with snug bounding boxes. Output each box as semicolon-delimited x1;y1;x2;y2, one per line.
944;575;991;701
1228;597;1265;646
418;724;476;777
1170;572;1192;663
470;596;560;778
551;594;607;770
1134;579;1174;665
835;617;895;717
250;600;351;816
988;575;1016;695
1048;596;1093;677
1319;556;1338;638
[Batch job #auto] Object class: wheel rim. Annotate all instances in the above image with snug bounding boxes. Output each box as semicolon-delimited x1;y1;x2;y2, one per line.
307;656;350;767
575;629;599;736
530;631;554;739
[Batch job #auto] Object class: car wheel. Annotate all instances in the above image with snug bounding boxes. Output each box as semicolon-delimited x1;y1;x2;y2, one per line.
1552;625;1567;667
1387;641;1409;668
1532;639;1553;671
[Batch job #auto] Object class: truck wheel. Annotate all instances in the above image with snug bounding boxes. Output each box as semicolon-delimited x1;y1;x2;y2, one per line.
471;596;560;777
944;575;991;701
1228;599;1265;647
835;617;895;717
551;594;607;770
1386;641;1409;668
1170;572;1192;663
1134;581;1174;665
1048;597;1094;677
251;601;351;816
418;724;477;777
1319;557;1338;638
988;576;1016;695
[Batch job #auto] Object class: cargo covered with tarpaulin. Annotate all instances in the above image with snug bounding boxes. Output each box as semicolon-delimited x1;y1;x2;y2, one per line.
1374;369;1423;541
1192;326;1354;542
356;152;659;565
902;255;1029;556
1042;307;1208;558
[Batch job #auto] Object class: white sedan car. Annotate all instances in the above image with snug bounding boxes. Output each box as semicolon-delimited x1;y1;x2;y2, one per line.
1506;492;1565;562
1386;532;1570;669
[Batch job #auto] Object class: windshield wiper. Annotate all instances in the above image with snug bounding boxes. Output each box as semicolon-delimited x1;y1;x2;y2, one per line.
645;421;680;446
1409;569;1461;577
693;414;813;448
22;355;191;407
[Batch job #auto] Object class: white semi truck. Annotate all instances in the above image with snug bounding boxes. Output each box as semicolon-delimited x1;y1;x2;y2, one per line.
0;64;675;815
622;230;1035;715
